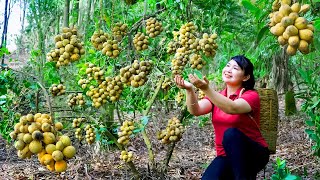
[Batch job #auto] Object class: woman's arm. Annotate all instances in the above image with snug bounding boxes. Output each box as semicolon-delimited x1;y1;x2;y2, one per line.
188;75;252;114
185;88;212;116
202;88;251;114
174;75;212;116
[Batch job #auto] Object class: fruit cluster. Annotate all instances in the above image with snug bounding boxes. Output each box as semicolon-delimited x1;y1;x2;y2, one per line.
119;60;153;88
178;22;198;50
157;117;185;144
190;54;206;70
101;39;121;58
117;120;135;146
112;22;128;41
67;93;85;107
199;33;218;57
78;78;90;89
85;63;105;82
133;32;149;51
168;22;219;74
119;150;134;162
10;113;76;172
49;84;66;96
145;17;163;38
198;89;205;99
46;27;85;68
161;77;173;91
175;91;184;104
84;124;96;144
72;118;85;128
171;47;191;75
269;0;313;55
167;41;181;54
90;30;109;50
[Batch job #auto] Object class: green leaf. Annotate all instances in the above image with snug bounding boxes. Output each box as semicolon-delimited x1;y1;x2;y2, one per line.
314;18;320;31
0;100;6;105
141;116;149;126
305;120;315;126
193;69;203;79
242;0;260;16
256;26;269;45
285;174;301;180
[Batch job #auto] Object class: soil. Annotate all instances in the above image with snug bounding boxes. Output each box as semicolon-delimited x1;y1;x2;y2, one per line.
0;98;319;180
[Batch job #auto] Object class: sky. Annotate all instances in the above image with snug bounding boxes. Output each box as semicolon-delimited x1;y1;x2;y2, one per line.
0;0;23;51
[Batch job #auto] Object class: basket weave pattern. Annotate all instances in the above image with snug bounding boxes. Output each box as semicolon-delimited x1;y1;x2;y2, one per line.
257;88;279;154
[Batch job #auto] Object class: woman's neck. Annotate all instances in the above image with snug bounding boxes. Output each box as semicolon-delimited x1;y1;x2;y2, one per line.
226;85;242;97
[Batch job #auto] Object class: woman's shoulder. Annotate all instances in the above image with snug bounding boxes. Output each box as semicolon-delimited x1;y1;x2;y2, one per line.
241;89;260;100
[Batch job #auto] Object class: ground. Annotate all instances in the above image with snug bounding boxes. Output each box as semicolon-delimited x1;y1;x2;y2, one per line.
0;98;319;180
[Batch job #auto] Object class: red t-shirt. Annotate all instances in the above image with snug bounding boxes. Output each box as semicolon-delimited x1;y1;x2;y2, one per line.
205;87;268;156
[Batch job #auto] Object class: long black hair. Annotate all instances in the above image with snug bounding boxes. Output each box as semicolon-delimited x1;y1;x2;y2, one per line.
231;55;255;90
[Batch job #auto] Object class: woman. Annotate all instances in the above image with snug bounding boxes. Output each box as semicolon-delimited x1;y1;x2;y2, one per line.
174;55;269;180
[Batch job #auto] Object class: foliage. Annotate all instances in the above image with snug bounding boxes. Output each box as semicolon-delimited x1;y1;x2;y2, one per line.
271;158;301;180
295;64;320;157
2;0;320;178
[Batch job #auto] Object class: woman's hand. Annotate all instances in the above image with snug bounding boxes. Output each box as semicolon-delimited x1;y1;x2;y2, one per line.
188;74;210;91
174;75;193;90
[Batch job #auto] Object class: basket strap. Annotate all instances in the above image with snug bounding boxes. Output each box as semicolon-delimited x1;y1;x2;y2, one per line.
239;88;262;133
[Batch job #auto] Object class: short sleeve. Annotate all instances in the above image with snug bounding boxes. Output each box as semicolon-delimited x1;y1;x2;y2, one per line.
239;90;260;113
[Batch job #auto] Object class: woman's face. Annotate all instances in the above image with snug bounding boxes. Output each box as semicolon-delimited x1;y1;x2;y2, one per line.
222;60;249;87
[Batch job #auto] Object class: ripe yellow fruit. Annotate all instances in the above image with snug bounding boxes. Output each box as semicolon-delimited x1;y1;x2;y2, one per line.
43;132;56;144
294;17;308;30
298;40;309;53
46;160;55;171
45;144;56;154
52;150;64;161
285;25;298;36
290;3;301;13
56;141;65;151
23;133;33;144
28;123;39;134
279;4;292;16
14;140;25;150
299;4;310;14
38;149;46;162
26;114;34;122
41;122;51;132
41;153;54;165
278;36;287;46
280;17;294;27
55;160;67;172
55;122;63;131
62;146;76;159
29;140;43;154
59;135;71;146
288;36;300;47
299;29;313;42
288;12;299;21
286;45;297;56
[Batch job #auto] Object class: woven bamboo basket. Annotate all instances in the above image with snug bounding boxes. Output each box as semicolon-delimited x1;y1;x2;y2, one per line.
257;88;279;154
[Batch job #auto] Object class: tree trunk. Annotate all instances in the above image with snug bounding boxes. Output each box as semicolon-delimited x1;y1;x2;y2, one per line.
63;0;70;27
270;48;289;94
72;0;80;26
83;0;92;41
17;0;27;54
1;0;10;65
270;47;297;116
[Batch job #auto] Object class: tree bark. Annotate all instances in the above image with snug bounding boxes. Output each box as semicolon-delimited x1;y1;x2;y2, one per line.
72;0;80;26
270;48;289;94
1;0;10;65
63;0;70;27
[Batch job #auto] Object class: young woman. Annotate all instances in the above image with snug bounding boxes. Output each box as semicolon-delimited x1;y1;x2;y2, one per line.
174;55;269;180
